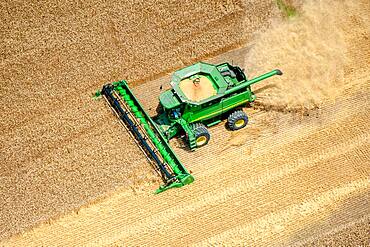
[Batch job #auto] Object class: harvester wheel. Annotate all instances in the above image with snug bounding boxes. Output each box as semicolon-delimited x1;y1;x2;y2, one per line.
191;123;210;147
228;110;248;130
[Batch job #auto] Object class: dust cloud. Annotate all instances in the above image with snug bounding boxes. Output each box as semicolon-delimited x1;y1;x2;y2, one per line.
245;0;350;111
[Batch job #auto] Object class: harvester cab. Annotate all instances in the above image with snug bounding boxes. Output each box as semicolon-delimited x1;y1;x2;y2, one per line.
97;61;282;193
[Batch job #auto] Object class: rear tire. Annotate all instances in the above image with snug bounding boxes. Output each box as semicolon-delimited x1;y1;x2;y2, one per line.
191;123;210;147
227;110;248;130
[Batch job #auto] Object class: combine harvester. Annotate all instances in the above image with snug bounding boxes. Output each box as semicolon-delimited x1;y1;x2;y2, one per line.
96;62;282;193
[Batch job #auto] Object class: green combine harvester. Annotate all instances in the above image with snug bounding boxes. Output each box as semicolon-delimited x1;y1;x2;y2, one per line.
97;62;282;193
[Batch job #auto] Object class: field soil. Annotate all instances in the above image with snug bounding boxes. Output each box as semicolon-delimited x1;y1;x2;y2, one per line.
1;0;370;245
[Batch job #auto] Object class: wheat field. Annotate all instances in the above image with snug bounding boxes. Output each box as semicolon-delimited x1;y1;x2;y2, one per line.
1;0;369;245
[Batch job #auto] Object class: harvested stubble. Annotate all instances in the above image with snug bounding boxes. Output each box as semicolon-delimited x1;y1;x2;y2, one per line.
3;87;369;246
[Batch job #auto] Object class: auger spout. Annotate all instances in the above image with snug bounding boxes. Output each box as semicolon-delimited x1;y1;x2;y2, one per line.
224;69;283;95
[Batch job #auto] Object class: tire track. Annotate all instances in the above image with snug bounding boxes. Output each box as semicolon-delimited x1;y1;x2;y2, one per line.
178;99;369;183
116;139;369;245
193;178;369;246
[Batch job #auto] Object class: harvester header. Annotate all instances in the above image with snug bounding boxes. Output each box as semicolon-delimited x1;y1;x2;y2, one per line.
100;81;194;193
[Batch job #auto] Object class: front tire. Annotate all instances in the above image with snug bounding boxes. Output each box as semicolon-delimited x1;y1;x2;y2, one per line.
227;110;248;130
191;123;210;147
